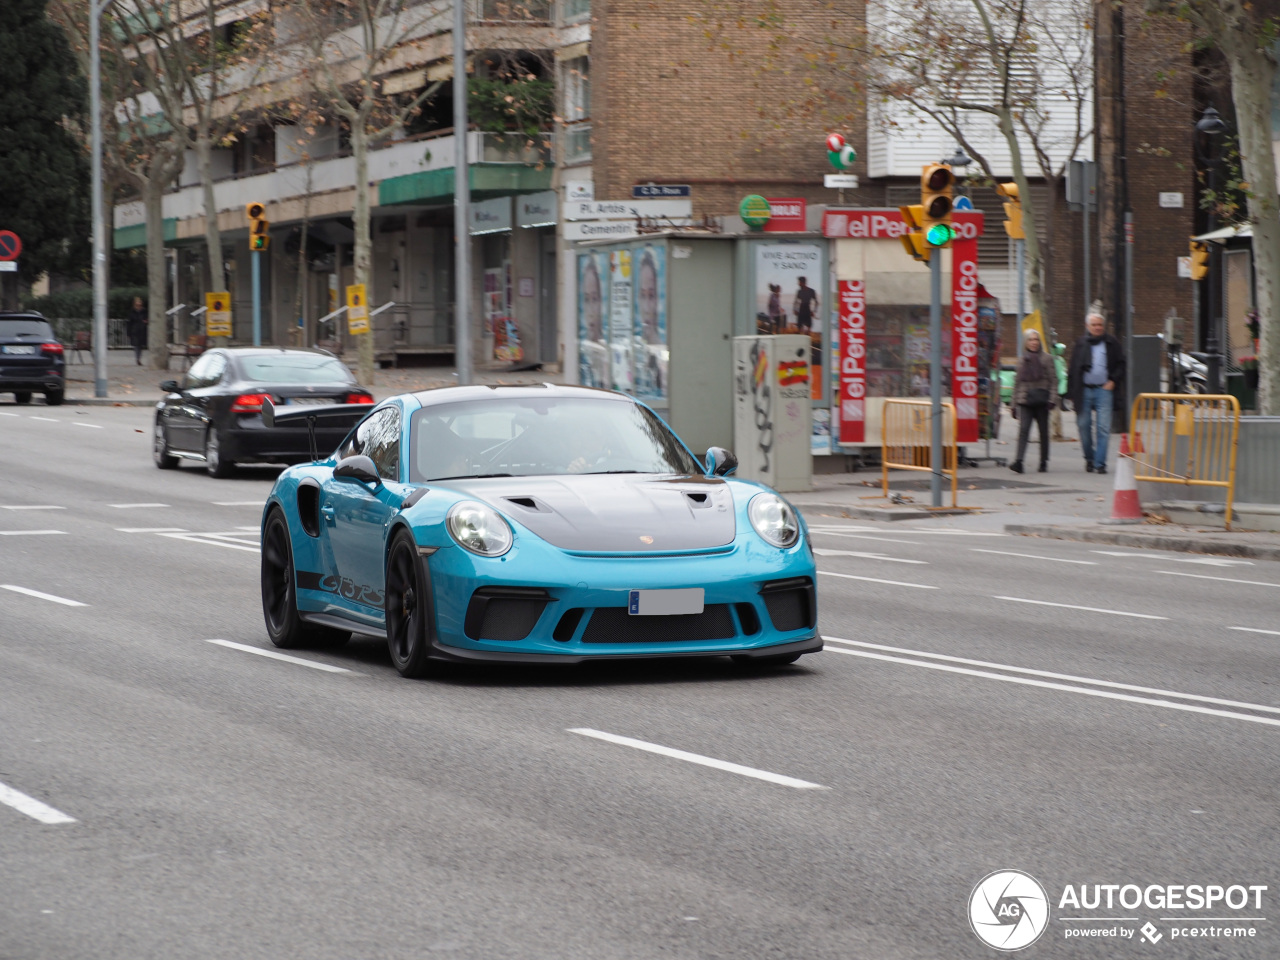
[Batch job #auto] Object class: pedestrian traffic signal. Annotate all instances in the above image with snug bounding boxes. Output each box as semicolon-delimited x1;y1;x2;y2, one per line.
1189;240;1209;281
246;201;270;252
899;204;932;262
996;182;1024;239
920;163;955;247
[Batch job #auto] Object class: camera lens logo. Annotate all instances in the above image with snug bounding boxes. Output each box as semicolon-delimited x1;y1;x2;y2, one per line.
969;870;1050;951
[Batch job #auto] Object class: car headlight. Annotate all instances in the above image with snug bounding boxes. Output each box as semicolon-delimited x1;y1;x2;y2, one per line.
446;501;513;556
748;493;800;548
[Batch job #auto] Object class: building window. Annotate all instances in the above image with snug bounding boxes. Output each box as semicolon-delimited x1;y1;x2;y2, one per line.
563;56;589;122
562;0;589;21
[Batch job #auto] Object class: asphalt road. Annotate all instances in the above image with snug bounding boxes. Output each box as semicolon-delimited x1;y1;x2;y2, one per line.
2;403;1277;959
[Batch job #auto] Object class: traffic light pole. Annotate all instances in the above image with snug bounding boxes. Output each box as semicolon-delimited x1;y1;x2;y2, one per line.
251;250;262;346
929;249;943;508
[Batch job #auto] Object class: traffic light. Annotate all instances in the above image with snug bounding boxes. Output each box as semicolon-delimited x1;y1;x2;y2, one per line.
920;163;955;247
1189;240;1209;281
246;201;270;251
899;204;932;262
996;182;1024;239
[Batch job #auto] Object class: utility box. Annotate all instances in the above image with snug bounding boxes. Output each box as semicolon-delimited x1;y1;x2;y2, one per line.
1132;335;1163;397
733;335;813;492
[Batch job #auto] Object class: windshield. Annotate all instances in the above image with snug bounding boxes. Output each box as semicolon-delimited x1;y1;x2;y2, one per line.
236;353;355;384
0;319;55;339
409;396;700;482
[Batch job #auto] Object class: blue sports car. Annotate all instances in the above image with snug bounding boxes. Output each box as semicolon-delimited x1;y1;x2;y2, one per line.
259;384;819;677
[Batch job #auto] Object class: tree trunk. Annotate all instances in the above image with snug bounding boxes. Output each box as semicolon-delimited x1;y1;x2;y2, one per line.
997;106;1047;322
1095;0;1122;332
195;133;225;302
1220;33;1280;413
351;120;375;386
143;158;174;369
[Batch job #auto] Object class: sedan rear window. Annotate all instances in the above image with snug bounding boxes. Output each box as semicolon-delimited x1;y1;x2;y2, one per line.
0;319;55;339
237;354;355;384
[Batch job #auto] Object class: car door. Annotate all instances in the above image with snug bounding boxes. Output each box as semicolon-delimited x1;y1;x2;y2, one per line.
322;406;405;617
165;352;222;451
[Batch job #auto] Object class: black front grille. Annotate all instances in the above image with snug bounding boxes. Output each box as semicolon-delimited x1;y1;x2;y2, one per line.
464;587;549;641
581;604;736;643
760;577;815;632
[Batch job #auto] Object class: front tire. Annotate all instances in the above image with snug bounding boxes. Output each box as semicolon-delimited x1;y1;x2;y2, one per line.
205;427;234;478
154;420;178;469
384;530;438;678
261;509;349;649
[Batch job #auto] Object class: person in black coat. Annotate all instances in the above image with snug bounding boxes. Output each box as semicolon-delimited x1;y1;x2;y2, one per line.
1010;329;1054;473
1066;311;1126;474
126;296;148;366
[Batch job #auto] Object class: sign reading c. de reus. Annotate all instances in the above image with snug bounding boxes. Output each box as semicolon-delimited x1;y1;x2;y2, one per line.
205;292;232;337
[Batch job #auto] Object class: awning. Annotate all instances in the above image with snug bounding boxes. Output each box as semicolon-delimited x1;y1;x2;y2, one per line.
378;165;553;207
1194;223;1253;243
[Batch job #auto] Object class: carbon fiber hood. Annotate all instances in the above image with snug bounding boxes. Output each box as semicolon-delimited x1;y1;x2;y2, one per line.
442;474;736;552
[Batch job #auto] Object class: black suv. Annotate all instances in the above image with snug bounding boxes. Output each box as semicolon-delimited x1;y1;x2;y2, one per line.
0;313;65;405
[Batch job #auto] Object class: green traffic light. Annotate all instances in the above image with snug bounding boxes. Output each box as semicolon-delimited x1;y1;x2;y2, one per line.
925;223;954;246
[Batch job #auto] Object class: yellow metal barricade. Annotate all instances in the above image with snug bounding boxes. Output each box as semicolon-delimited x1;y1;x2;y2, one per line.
1129;393;1241;529
882;399;958;508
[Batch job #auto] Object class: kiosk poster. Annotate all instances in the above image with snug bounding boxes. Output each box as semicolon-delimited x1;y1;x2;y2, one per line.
755;243;824;400
950;229;981;442
577;252;609;388
836;279;867;444
608;250;634;393
632;243;668;403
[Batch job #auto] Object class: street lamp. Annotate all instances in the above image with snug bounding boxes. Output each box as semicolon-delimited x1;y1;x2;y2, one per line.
452;0;471;385
90;0;113;398
1194;104;1227;391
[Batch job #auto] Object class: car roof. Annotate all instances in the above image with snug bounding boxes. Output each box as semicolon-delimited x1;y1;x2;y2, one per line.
211;346;340;358
0;312;48;321
407;383;631;409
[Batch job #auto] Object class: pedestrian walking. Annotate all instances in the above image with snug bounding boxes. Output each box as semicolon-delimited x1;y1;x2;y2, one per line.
1010;329;1054;474
127;296;148;366
1066;310;1126;474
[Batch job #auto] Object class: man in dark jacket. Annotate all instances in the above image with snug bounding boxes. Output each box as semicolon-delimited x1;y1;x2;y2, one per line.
1066;311;1126;474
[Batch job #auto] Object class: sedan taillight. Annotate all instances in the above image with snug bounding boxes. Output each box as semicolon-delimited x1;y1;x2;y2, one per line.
41;342;64;356
231;393;273;413
346;392;374;404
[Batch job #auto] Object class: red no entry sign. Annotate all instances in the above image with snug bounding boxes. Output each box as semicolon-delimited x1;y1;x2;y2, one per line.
0;231;21;261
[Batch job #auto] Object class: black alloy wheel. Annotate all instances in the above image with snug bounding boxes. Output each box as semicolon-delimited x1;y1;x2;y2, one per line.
261;509;349;649
384;530;437;678
154;420;178;469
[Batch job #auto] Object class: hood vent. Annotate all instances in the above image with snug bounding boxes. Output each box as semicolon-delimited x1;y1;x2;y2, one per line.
685;492;710;508
506;496;540;510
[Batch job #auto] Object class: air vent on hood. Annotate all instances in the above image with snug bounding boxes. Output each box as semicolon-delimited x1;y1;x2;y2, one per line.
506;497;538;510
685;492;710;508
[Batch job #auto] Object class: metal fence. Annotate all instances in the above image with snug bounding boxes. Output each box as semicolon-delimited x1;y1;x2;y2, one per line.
881;399;958;508
46;317;130;352
1129;393;1241;529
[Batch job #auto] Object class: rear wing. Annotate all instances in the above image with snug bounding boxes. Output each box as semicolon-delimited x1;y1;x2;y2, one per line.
261;397;377;462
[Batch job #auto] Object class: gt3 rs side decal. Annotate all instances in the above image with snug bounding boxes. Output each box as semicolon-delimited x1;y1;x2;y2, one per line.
296;570;384;608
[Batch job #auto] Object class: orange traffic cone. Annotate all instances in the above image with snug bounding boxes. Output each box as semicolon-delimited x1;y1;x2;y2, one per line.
1102;447;1143;525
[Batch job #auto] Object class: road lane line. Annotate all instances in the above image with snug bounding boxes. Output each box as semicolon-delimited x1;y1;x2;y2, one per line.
812;548;928;565
0;530;67;536
567;728;826;789
109;503;170;509
1231;627;1280;637
822;636;1280;716
811;531;922;545
818;570;937;589
1157;571;1280;588
0;412;18;417
1;505;64;511
213;501;264;506
161;533;259;553
824;648;1280;729
116;527;188;533
28;416;60;423
71;422;102;429
993;595;1167;620
0;781;76;825
204;639;353;673
1;585;87;607
972;548;1096;565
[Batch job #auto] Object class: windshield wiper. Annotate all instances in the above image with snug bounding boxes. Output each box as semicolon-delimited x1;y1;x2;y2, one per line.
429;473;514;481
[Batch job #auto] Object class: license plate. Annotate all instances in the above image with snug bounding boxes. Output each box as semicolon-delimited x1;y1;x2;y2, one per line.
2;345;36;355
628;588;704;616
287;397;337;405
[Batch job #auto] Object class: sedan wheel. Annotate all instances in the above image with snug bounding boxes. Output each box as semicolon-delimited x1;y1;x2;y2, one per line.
154;421;178;469
204;427;234;478
260;510;348;649
384;530;437;678
14;392;30;404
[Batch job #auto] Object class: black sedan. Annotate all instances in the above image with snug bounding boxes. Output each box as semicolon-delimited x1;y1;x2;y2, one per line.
154;347;372;477
0;313;65;405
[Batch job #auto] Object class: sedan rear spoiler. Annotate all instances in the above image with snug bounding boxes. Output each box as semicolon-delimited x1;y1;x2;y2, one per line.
261;397;376;462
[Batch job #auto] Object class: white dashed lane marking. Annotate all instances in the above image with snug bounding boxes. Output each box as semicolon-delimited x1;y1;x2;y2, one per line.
992;595;1167;620
213;501;264;507
972;548;1097;565
1;585;87;607
28;417;60;423
0;780;76;825
0;530;67;537
1157;571;1280;589
71;422;102;429
812;548;928;565
568;729;826;790
117;527;187;533
109;503;170;509
818;570;937;589
1;506;64;511
204;639;354;673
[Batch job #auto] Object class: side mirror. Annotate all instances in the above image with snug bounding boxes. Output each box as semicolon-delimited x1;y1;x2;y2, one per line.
704;446;738;477
334;454;381;486
159;380;180;394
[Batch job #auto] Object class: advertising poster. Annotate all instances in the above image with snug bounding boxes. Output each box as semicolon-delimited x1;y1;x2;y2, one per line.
632;243;668;403
754;243;824;400
609;249;634;393
577;252;609;388
951;231;982;442
836;279;866;444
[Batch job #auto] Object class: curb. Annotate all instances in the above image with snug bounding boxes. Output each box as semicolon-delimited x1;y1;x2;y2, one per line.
64;398;157;407
1005;523;1280;562
797;503;975;522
